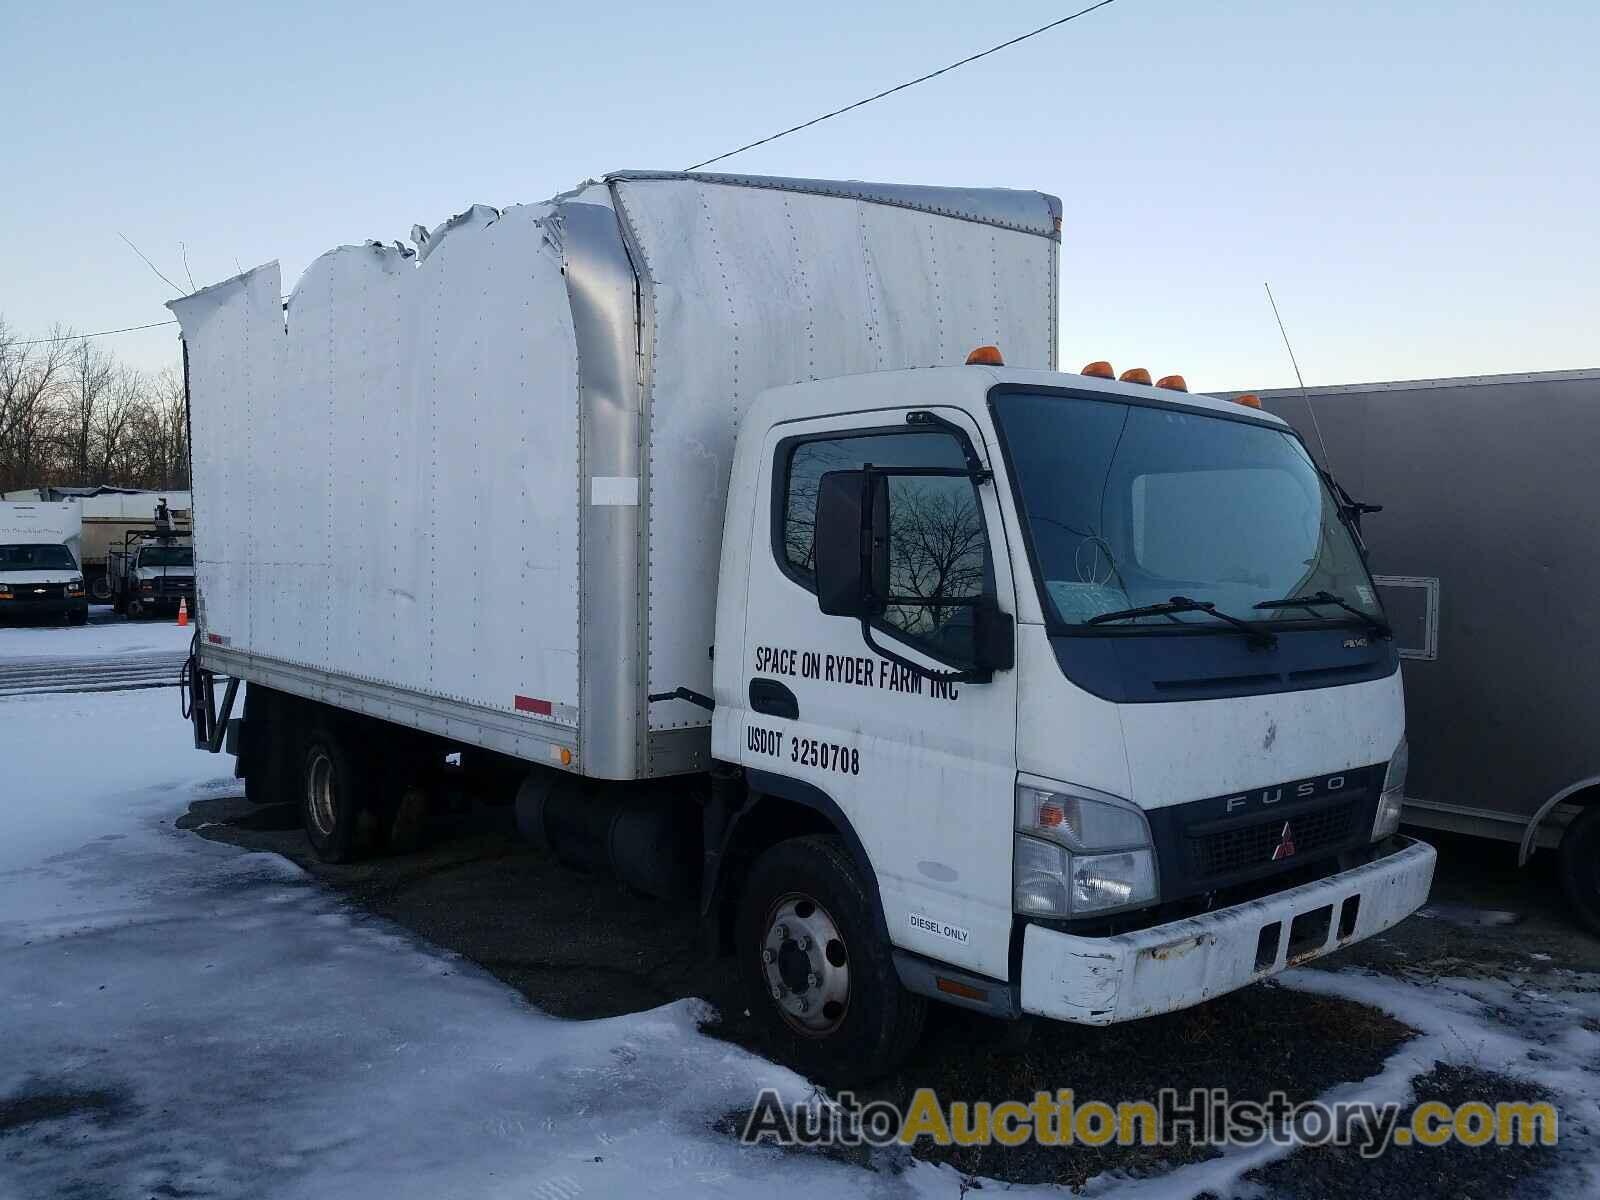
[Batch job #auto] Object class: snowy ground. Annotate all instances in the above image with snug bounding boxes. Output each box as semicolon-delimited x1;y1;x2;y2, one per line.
0;607;192;660
0;611;190;696
3;682;1598;1198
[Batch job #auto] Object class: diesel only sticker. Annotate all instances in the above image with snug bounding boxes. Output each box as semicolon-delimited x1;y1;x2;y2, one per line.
909;912;970;945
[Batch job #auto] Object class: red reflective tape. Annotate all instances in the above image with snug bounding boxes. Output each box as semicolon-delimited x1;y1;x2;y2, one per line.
514;695;553;716
207;633;224;644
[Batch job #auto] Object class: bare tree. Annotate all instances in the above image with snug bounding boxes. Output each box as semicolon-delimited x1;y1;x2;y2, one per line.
0;318;189;494
93;366;145;482
62;340;116;481
127;366;189;490
0;320;74;493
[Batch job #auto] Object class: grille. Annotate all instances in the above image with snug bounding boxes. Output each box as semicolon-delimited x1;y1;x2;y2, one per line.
13;583;65;601
1188;801;1356;879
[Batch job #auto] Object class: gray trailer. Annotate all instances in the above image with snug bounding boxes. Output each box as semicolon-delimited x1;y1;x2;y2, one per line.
1240;369;1600;929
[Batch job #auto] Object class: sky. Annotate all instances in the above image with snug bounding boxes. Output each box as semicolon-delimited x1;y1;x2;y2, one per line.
2;0;1595;392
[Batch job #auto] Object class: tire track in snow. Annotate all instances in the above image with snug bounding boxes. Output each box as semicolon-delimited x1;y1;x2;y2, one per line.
0;652;186;697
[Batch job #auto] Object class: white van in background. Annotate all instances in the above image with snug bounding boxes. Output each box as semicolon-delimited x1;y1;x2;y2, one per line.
0;501;88;625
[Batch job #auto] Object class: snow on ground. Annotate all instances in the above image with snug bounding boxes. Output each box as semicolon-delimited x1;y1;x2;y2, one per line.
3;683;1597;1199
0;688;859;1200
0;610;193;659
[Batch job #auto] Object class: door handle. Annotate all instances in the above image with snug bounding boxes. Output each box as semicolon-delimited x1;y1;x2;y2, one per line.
749;678;799;720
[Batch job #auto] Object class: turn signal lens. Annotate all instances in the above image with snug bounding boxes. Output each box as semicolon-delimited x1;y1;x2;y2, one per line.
1081;360;1115;379
1236;393;1262;409
1155;374;1188;392
1118;367;1152;385
965;345;1005;366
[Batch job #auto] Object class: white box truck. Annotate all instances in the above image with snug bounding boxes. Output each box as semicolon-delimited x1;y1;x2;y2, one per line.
0;500;88;624
173;171;1435;1083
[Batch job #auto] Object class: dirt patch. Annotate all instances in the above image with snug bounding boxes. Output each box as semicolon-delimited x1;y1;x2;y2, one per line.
1242;1063;1561;1199
0;1078;136;1134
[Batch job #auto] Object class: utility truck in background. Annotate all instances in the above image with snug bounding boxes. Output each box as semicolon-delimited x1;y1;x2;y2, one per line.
106;500;195;619
174;171;1435;1083
1245;369;1600;932
0;500;88;624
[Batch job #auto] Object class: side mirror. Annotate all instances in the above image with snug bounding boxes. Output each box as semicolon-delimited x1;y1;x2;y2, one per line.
814;469;887;617
974;603;1015;674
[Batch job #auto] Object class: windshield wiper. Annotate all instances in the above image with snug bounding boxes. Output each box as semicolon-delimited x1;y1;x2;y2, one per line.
1253;590;1392;639
1086;595;1278;649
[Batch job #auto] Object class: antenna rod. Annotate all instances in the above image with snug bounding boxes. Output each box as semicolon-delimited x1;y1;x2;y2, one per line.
1264;282;1333;471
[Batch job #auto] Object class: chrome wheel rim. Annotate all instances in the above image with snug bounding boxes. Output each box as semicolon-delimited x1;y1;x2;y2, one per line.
306;750;338;837
761;893;850;1036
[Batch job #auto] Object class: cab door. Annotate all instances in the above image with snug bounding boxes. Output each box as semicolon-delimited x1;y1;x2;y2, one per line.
736;406;1020;981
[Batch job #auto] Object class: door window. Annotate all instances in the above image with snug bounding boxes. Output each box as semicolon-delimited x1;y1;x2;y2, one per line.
779;428;991;659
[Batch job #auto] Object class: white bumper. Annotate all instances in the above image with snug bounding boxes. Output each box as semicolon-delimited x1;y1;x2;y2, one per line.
1020;837;1435;1024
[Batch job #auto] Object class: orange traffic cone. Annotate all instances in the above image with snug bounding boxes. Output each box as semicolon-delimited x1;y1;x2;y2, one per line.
177;597;189;628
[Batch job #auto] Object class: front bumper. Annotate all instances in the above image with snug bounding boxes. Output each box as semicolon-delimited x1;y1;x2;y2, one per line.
1019;836;1435;1024
0;597;87;618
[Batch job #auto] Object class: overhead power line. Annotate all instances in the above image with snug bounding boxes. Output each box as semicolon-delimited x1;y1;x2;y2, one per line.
11;319;178;347
28;7;1123;347
684;0;1123;171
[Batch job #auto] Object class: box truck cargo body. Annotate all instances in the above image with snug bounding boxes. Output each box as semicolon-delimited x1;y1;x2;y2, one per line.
174;171;1433;1083
1249;369;1600;930
0;501;87;623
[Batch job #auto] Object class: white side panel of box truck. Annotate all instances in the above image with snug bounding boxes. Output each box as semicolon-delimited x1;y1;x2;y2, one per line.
174;203;582;729
612;177;1058;732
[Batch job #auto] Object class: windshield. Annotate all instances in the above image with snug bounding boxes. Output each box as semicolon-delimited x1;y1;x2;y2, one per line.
139;546;193;568
0;543;78;571
993;391;1383;630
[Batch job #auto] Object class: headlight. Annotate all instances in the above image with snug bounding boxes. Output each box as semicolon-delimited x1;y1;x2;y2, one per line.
1372;737;1408;840
1014;779;1158;917
67;577;84;595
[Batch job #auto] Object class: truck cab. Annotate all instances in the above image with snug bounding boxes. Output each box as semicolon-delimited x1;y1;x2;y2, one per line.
110;537;195;619
712;360;1432;1063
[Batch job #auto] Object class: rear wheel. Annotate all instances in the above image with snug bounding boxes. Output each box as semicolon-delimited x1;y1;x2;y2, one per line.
89;576;113;603
1558;806;1600;935
300;729;366;863
737;835;925;1085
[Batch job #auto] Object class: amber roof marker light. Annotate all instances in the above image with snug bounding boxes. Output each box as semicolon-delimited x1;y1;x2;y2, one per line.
1155;374;1188;393
1081;360;1115;379
1235;393;1262;409
965;345;1005;366
1118;367;1151;385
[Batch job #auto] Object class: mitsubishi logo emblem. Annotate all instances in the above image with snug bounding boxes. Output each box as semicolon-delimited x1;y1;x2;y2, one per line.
1271;822;1297;861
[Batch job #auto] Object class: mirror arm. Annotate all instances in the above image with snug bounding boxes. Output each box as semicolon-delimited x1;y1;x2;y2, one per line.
858;619;994;686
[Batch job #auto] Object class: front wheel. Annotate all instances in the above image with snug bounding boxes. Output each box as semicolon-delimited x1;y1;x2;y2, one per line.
737;835;925;1085
1558;806;1600;935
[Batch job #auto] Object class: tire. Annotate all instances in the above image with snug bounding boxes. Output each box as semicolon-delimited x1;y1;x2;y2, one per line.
67;607;87;626
89;576;113;603
241;687;299;807
127;597;144;619
382;783;431;855
299;727;367;863
737;835;926;1086
1558;806;1600;936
